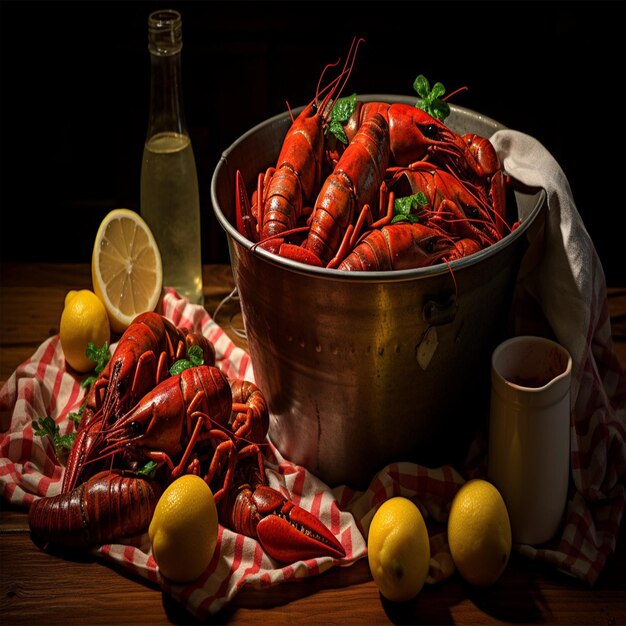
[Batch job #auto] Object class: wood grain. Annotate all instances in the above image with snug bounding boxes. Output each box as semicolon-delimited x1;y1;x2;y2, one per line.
1;263;624;625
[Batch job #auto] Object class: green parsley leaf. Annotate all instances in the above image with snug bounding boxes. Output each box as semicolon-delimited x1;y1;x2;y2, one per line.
81;375;96;389
187;344;204;366
32;341;111;461
331;93;357;124
32;416;77;460
32;416;57;440
169;343;206;376
56;433;78;451
392;192;428;224
86;341;111;376
327;93;357;144
328;120;348;145
67;411;82;426
430;81;446;100
413;75;431;99
79;341;111;393
169;359;192;376
391;213;421;224
413;74;451;122
137;460;158;478
430;98;450;121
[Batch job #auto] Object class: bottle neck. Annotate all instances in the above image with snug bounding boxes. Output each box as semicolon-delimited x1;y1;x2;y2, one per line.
145;9;187;140
146;51;187;139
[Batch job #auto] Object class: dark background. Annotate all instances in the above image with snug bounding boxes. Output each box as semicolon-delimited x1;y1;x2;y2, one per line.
1;0;625;285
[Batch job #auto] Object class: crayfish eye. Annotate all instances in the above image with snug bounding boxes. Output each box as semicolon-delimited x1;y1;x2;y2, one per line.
463;204;478;219
128;421;143;436
423;124;438;139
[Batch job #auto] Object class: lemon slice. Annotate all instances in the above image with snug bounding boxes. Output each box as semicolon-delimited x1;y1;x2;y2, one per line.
92;208;163;333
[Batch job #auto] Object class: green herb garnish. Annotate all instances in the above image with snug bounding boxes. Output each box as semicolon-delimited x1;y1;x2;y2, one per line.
67;411;82;427
32;416;77;459
35;342;111;461
327;92;357;144
64;341;111;434
169;344;205;376
137;460;158;478
413;75;450;122
391;191;429;224
81;341;111;390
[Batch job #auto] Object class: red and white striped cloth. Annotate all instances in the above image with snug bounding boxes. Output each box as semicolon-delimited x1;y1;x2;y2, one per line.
0;290;368;618
1;131;624;618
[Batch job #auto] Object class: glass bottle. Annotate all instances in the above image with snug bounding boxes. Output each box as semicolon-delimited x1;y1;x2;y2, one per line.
140;9;204;305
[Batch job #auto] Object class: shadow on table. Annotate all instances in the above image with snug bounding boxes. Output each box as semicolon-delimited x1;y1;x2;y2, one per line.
381;557;547;625
153;545;624;625
155;558;374;624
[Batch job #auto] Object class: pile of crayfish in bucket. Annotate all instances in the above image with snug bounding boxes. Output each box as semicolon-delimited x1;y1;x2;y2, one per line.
28;312;345;563
235;38;517;271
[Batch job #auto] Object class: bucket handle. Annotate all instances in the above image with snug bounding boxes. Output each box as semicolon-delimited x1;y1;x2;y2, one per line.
422;294;457;326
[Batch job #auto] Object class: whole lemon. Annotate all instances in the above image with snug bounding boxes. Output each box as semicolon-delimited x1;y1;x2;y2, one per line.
367;496;430;602
447;479;512;587
59;289;110;373
149;474;218;583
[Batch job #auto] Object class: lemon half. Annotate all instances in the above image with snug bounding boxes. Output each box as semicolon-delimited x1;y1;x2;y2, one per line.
92;208;162;333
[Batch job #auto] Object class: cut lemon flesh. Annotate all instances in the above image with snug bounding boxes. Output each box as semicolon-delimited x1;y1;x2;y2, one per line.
92;208;163;333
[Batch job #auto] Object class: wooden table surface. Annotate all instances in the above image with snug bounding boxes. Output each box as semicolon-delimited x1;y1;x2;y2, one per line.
1;263;625;625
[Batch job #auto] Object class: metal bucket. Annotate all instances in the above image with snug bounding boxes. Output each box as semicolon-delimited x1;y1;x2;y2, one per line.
210;96;545;489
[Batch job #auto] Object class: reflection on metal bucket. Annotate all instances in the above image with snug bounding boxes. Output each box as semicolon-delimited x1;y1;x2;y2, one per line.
211;96;545;489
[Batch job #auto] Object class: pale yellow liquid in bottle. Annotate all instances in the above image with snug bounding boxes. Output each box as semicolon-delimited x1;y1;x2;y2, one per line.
141;131;203;305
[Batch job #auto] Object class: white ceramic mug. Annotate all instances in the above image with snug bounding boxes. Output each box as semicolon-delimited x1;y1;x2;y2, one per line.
487;336;572;545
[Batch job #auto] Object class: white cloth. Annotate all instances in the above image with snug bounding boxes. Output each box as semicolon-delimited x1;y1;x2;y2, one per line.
488;130;625;581
491;129;605;401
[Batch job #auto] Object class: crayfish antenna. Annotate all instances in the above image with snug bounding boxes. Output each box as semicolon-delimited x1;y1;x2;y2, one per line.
235;170;258;242
443;85;468;102
314;36;365;121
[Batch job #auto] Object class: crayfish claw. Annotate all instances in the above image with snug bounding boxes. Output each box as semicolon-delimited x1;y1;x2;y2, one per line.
218;462;345;562
254;486;345;562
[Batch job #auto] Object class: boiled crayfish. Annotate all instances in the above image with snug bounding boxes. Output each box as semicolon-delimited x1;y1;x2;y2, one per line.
236;42;512;271
63;311;216;493
237;37;364;244
29;320;345;562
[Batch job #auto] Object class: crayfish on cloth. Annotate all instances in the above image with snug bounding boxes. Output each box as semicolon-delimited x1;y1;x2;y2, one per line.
28;313;345;563
235;38;513;270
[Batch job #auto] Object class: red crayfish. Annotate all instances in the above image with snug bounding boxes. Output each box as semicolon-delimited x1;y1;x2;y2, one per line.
235;42;512;271
28;470;161;548
29;343;345;561
237;37;364;244
63;311;215;493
